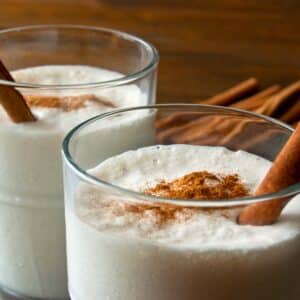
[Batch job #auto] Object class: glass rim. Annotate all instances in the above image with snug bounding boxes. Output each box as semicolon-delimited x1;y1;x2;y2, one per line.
62;104;300;208
0;24;159;90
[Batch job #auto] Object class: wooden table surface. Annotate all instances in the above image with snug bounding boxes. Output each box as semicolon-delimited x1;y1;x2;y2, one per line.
1;0;300;102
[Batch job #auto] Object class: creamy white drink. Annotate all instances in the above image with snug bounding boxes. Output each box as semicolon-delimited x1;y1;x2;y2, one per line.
66;145;300;300
0;65;149;299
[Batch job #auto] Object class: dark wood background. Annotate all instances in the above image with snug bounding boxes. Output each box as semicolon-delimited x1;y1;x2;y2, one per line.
1;0;300;102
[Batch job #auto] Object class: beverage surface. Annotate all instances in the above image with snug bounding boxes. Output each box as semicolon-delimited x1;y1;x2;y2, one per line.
75;144;300;250
0;65;146;130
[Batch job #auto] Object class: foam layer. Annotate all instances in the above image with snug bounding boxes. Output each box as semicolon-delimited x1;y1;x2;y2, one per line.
4;65;146;131
75;145;300;250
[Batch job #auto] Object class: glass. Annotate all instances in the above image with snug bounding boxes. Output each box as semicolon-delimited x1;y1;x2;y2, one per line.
62;104;300;300
0;25;158;300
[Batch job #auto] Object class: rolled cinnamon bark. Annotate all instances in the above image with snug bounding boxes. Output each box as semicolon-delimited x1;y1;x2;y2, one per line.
280;98;300;123
232;85;281;110
258;81;300;117
157;80;299;147
156;78;259;131
197;78;259;106
0;60;35;122
219;121;248;146
238;123;300;225
156;112;201;132
156;115;213;143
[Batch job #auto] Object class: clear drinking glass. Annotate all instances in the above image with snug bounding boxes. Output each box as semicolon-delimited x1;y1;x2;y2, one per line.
0;25;158;300
62;104;300;300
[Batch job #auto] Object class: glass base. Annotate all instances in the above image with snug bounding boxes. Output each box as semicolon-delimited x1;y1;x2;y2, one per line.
0;285;69;300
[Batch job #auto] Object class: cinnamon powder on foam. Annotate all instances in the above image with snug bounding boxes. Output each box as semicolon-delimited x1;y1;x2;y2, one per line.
85;171;250;226
145;171;249;200
25;94;115;111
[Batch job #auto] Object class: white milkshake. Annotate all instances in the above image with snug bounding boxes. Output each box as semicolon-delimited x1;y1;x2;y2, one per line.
66;145;300;300
0;65;149;299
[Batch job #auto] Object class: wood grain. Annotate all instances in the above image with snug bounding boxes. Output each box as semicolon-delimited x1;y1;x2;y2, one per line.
1;0;300;103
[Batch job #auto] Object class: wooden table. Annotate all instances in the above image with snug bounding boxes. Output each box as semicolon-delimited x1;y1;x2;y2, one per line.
1;0;300;103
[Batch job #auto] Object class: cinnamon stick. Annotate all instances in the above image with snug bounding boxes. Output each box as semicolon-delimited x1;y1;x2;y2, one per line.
156;78;259;131
280;98;300;123
238;123;300;225
0;60;35;122
219;84;300;147
204;86;281;144
219;121;247;146
173;97;277;146
197;78;259;106
177;117;237;144
235;103;299;152
156;115;212;143
232;85;281;110
216;86;282;145
156;112;201;132
257;81;300;117
157;80;299;146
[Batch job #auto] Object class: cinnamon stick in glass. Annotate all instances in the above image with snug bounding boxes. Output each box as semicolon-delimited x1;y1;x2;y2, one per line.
0;60;35;122
238;123;300;225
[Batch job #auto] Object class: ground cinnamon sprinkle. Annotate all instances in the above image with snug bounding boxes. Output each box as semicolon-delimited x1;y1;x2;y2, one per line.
25;94;115;111
113;201;195;225
145;171;250;200
83;171;249;227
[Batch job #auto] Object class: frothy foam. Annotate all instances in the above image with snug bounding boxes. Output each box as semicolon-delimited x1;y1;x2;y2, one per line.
4;65;147;131
75;145;300;250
